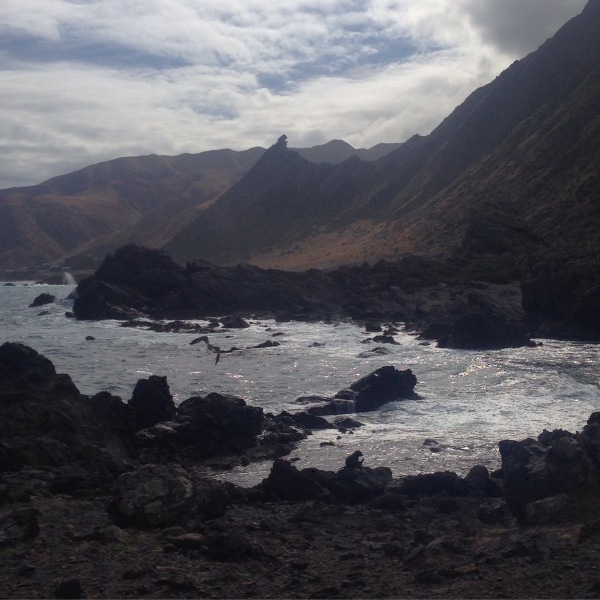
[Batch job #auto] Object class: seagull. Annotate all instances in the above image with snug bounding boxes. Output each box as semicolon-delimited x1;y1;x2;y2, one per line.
190;335;221;364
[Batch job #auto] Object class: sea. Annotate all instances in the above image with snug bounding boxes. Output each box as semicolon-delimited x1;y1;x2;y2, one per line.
2;281;599;486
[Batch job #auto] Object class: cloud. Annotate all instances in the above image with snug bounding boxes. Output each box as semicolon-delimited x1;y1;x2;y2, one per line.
0;0;588;187
463;0;587;57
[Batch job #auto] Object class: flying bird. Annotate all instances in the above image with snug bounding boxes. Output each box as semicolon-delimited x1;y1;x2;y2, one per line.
190;335;221;364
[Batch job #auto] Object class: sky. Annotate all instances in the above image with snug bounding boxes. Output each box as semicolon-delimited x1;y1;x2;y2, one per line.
0;0;588;189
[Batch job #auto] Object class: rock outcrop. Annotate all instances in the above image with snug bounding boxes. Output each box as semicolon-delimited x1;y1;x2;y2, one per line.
437;312;536;350
0;342;133;491
72;244;536;348
500;414;600;523
303;365;418;415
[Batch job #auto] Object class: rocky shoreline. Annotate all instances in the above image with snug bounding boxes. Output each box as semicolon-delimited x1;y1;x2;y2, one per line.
71;244;542;350
2;341;600;598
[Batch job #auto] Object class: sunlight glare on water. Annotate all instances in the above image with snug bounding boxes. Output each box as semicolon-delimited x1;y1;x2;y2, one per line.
1;282;599;484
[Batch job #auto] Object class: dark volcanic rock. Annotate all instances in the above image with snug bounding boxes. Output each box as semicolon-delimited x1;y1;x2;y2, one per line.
0;343;133;489
522;252;600;341
398;471;476;497
308;366;418;416
53;578;85;599
220;315;250;329
176;393;264;456
0;508;40;547
349;365;417;408
29;293;56;308
261;459;327;501
325;465;393;504
262;458;394;505
500;422;600;523
437;312;536;350
114;464;231;528
128;375;176;431
72;245;529;334
135;392;267;463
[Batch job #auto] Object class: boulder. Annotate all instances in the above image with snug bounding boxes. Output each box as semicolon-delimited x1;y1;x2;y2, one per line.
288;411;334;430
0;341;57;381
253;340;280;348
175;393;264;456
372;335;399;345
0;343;132;488
114;464;231;528
464;465;503;497
307;366;417;416
325;465;393;504
220;315;250;329
128;375;176;431
499;429;600;522
88;391;136;443
398;471;476;497
53;578;85;599
29;293;56;308
261;459;327;501
261;458;394;505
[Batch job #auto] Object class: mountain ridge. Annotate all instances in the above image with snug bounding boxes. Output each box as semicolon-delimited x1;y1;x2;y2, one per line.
163;0;600;272
0;141;398;274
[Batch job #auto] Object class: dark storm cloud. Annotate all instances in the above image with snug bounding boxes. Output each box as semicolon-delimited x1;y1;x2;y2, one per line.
464;0;587;56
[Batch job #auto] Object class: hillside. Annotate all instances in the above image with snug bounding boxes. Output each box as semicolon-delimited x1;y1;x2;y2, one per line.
0;149;263;273
164;0;600;275
0;141;398;276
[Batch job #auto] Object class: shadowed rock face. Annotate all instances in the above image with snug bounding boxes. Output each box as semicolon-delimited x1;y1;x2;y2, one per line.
129;375;176;431
500;413;600;523
73;243;542;346
302;366;418;416
0;342;133;488
437;312;536;349
521;252;600;340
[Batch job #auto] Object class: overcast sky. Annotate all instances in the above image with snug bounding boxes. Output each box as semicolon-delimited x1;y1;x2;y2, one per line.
0;0;587;189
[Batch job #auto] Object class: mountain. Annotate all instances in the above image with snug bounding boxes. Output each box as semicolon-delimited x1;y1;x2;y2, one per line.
164;0;600;276
0;141;398;275
292;140;401;164
0;149;263;273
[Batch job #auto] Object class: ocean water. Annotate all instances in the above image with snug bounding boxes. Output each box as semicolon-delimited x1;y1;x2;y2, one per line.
2;282;600;485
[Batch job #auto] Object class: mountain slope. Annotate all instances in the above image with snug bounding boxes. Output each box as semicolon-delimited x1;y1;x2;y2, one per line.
0;140;398;273
0;149;263;271
164;0;600;271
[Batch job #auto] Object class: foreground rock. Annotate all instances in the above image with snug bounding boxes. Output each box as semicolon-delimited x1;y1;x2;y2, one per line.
0;342;133;491
500;414;600;524
5;343;600;598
